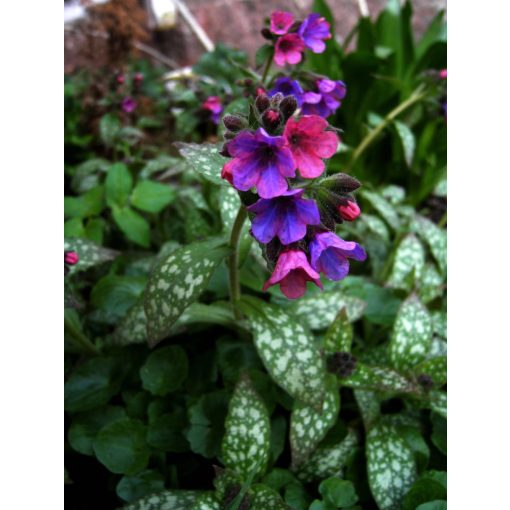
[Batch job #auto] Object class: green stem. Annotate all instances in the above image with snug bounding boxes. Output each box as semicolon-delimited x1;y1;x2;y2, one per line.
347;86;428;171
228;206;248;320
64;314;99;355
261;51;273;86
438;211;447;228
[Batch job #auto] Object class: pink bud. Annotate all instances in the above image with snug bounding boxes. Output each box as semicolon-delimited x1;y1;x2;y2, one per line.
338;201;361;221
255;87;266;97
134;72;144;83
439;69;447;80
65;251;79;265
116;74;125;84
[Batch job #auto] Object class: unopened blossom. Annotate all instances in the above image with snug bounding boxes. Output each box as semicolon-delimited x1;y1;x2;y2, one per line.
439;69;447;79
298;13;331;53
301;79;347;117
64;251;79;265
274;34;305;67
270;11;294;35
247;189;320;245
338;201;361;221
202;96;223;124
226;128;296;198
310;231;366;281
268;77;304;106
284;115;338;178
121;96;137;113
263;249;323;299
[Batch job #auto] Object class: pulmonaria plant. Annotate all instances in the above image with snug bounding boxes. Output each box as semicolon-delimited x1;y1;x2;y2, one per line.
220;90;366;299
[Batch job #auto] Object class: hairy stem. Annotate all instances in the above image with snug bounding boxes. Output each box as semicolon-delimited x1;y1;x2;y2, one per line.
228;206;248;320
261;51;273;86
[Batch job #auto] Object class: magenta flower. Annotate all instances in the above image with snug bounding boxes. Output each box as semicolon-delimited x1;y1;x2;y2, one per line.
263;249;323;299
121;96;137;113
302;79;347;118
310;232;366;281
202;96;223;124
247;189;320;245
298;13;331;53
284;115;338;178
226;128;296;199
270;11;294;35
274;34;305;67
439;69;447;80
64;251;79;265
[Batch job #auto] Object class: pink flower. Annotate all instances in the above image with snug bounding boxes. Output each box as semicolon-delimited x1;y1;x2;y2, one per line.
202;96;223;124
64;251;79;265
263;250;323;299
221;159;234;185
121;96;137;113
439;69;447;79
274;34;305;67
270;11;294;35
283;115;338;178
338;201;361;221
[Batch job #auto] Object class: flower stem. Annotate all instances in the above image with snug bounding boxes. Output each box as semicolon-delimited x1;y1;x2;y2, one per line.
228;206;248;320
347;85;428;171
261;51;273;86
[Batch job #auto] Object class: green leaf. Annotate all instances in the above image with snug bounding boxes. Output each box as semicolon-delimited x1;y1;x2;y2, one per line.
290;375;340;469
394;120;415;167
288;290;366;330
190;493;220;510
250;484;289;509
256;44;274;68
319;478;358;508
64;237;119;274
175;142;228;186
389;295;433;372
112;206;151;248
419;263;444;304
65;217;85;237
222;375;271;480
113;300;148;346
360;214;390;243
354;390;380;431
412;216;447;275
361;190;401;230
143;238;230;347
413;356;446;387
116;470;166;503
431;413;446;454
140;345;188;396
366;422;417;510
64;356;124;413
416;502;447;510
105;163;133;207
323;308;353;354
341;363;415;393
131;181;177;213
431;311;447;339
147;409;189;452
381;185;406;205
93;418;149;475
68;406;126;455
387;235;425;290
403;472;447;510
425;390;447;418
64;186;105;218
99;113;121;147
122;490;203;510
241;298;327;408
297;429;359;482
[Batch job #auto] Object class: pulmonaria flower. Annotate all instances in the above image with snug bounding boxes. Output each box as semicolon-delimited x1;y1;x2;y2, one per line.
64;251;79;265
121;96;137;113
202;96;223;124
226;128;296;198
310;232;366;281
439;69;447;80
302;79;347;118
263;249;323;299
221;158;234;185
338;200;361;221
298;13;331;53
284;115;338;178
274;34;305;67
270;11;294;35
247;189;320;245
268;77;304;106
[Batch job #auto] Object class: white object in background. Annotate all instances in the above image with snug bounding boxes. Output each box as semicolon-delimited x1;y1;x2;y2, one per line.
64;0;109;25
146;0;178;30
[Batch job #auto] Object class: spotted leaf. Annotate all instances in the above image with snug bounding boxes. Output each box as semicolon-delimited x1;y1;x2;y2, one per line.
290;375;340;469
412;216;447;275
360;213;390;242
122;490;204;510
323;308;353;354
431;311;447;339
387;235;425;290
64;237;119;275
222;375;271;480
249;484;290;509
341;364;416;393
240;297;327;407
394;120;415;167
288;291;366;330
429;337;447;358
296;429;359;482
219;185;241;231
389;295;433;372
190;493;221;510
175;142;228;186
366;422;417;510
413;356;447;387
418;263;444;303
144;238;230;347
361;190;401;230
424;390;447;418
354;390;380;431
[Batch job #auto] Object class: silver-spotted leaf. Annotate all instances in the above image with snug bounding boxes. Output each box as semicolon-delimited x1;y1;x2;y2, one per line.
387;235;425;290
361;190;401;230
190;493;220;510
222;375;271;480
426;391;447;418
354;390;380;431
431;311;447;339
413;357;446;387
412;216;447;275
122;490;204;510
290;375;340;469
366;422;417;510
64;237;119;275
175;142;227;186
418;263;444;303
323;308;353;354
429;337;447;358
249;484;290;509
341;364;416;393
360;213;390;242
296;429;359;482
389;295;432;372
394;120;416;167
289;290;366;330
144;238;230;347
241;298;327;407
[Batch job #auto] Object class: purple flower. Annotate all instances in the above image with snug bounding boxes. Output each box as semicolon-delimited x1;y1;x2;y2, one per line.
298;13;331;53
228;128;296;199
268;77;304;106
301;79;347;118
121;96;137;113
310;231;366;280
202;96;223;124
247;189;320;245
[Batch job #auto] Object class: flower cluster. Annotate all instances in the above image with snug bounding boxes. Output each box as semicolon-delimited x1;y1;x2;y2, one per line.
220;91;366;299
114;71;144;114
265;11;331;67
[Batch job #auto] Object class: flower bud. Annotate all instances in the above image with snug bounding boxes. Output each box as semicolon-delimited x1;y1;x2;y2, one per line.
255;87;266;97
260;27;273;40
261;109;281;132
279;95;298;119
327;352;357;378
255;93;270;112
269;92;284;108
116;73;125;84
338;200;361;221
321;173;361;194
64;251;79;265
222;114;246;132
133;72;144;83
